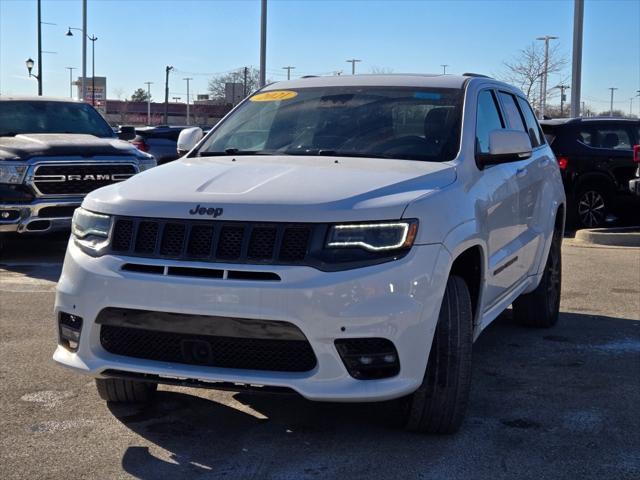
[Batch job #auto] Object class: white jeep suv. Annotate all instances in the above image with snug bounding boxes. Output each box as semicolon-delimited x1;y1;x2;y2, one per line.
54;74;565;433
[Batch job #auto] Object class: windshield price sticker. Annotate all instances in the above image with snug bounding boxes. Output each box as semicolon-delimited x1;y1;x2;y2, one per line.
250;90;298;102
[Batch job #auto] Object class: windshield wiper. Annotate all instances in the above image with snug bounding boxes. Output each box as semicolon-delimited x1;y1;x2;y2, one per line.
283;149;394;159
198;148;277;157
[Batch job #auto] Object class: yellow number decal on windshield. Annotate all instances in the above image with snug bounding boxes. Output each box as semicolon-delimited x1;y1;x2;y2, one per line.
250;90;298;102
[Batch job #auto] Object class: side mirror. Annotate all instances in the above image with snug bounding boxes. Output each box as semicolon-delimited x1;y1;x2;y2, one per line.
478;129;532;167
177;127;204;156
117;126;136;141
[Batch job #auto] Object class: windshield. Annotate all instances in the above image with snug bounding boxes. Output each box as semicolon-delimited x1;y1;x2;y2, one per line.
198;86;463;162
0;101;115;138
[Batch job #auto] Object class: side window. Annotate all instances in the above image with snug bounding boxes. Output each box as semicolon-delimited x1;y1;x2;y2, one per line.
592;127;632;150
516;96;544;147
577;129;593;146
476;90;504;154
497;92;526;132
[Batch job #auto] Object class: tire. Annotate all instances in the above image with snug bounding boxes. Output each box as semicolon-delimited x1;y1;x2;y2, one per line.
574;185;610;229
402;275;473;434
513;230;562;328
95;378;157;403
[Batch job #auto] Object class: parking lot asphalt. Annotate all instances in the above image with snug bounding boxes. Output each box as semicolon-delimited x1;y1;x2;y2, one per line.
0;235;639;480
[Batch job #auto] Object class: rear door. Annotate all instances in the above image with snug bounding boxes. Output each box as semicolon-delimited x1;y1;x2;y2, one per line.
587;122;636;190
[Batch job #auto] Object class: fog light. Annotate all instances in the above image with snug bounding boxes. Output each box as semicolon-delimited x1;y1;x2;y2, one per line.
0;210;19;221
335;338;400;380
58;312;83;352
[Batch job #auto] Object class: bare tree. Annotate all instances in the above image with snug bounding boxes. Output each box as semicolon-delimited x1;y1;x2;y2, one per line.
500;42;568;112
370;65;394;74
208;67;264;103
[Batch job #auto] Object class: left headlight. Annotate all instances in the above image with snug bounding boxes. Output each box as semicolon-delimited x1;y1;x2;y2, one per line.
0;163;28;184
326;220;418;252
72;207;112;255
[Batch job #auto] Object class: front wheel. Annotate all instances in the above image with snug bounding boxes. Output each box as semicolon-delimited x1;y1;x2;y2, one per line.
95;378;157;403
401;275;473;434
575;186;609;229
513;231;562;328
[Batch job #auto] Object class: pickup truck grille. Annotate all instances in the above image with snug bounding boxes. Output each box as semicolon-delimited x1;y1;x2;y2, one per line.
32;164;136;196
110;217;314;265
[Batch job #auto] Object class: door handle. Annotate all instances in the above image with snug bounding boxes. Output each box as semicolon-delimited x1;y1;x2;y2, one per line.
516;167;528;177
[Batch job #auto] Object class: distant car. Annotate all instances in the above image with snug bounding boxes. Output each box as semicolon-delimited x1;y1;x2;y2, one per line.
540;117;640;228
132;126;212;165
629;145;640;196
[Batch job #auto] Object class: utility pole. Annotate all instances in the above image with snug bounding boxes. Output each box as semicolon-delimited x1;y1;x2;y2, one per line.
89;35;97;106
243;66;248;97
82;0;87;101
346;59;361;75
631;97;634;117
36;0;42;95
65;67;75;98
164;65;173;124
183;77;192;125
556;84;569;117
536;35;559;118
570;0;584;118
144;81;153;125
282;66;295;80
259;0;267;87
172;97;180;102
440;64;449;75
609;87;617;116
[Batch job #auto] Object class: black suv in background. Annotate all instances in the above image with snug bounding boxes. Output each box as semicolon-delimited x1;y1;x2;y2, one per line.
131;125;211;165
541;118;639;228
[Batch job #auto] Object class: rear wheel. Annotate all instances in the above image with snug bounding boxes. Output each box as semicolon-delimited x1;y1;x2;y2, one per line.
402;275;473;434
575;186;610;228
95;378;157;403
513;230;562;328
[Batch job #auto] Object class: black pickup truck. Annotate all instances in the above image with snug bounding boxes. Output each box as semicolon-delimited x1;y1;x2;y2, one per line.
0;97;155;247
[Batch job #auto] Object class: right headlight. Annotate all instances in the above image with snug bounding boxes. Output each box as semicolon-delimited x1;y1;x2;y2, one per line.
0;163;28;184
72;207;112;255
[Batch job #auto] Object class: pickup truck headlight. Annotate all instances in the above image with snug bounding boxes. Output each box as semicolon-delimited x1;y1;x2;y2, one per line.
72;207;112;254
0;164;28;184
326;220;418;252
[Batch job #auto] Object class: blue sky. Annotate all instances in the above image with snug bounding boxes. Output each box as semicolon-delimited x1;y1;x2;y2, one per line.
1;0;638;114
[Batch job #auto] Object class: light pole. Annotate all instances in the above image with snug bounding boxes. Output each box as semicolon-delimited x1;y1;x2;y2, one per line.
570;0;584;117
183;78;192;125
25;58;40;93
282;66;295;80
259;0;267;87
346;59;361;75
67;27;97;104
608;87;618;116
144;81;153;125
441;64;449;75
164;66;174;124
65;67;76;98
631;97;634;117
172;97;181;102
555;84;570;117
536;35;559;118
28;0;55;95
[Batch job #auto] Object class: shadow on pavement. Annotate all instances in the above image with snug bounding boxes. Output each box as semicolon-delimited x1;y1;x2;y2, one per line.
109;311;640;480
0;233;67;282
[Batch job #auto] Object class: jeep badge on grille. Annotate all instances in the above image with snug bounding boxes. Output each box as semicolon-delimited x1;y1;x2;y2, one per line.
189;205;224;218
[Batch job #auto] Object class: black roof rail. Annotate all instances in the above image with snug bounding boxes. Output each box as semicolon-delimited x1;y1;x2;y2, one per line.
300;75;318;79
462;72;492;78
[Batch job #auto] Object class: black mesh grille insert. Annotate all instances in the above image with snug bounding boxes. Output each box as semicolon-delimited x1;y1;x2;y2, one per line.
216;226;244;260
160;223;186;257
112;219;134;251
135;221;159;253
33;164;136;195
248;227;277;260
280;227;311;261
100;325;317;372
187;224;214;258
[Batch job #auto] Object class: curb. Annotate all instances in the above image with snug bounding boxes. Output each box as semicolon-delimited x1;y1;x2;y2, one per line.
574;226;640;247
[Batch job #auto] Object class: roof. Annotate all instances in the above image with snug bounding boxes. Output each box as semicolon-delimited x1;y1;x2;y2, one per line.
262;74;479;91
541;117;640;126
0;95;82;103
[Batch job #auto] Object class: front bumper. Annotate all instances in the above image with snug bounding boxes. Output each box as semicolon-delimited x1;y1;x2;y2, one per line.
0;198;81;234
54;240;451;402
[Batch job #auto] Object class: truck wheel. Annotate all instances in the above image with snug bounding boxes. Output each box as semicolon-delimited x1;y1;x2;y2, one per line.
95;378;157;403
575;185;609;228
403;275;473;434
513;231;562;328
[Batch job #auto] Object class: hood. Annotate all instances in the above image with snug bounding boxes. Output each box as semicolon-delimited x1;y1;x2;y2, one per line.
84;155;456;222
0;134;140;160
